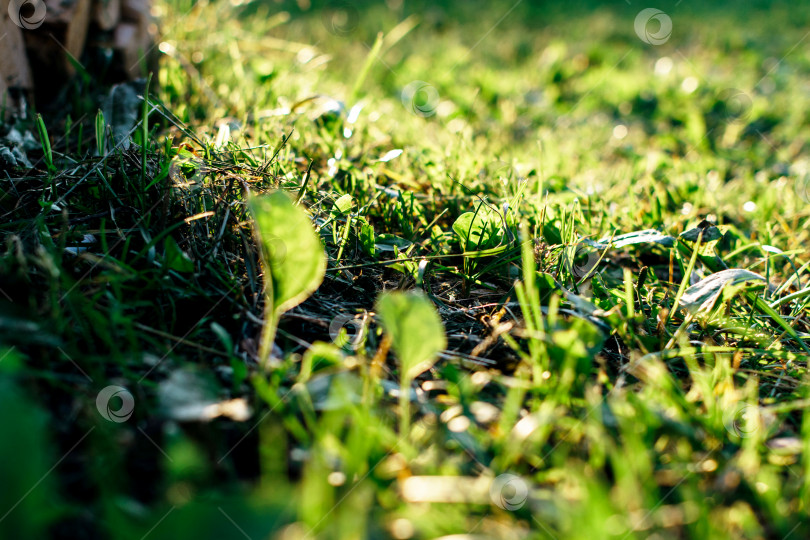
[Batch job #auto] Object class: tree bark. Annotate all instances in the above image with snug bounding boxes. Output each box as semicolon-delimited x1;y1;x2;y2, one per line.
2;0;154;112
0;0;34;114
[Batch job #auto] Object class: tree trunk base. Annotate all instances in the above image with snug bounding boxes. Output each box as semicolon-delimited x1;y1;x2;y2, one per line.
1;0;155;115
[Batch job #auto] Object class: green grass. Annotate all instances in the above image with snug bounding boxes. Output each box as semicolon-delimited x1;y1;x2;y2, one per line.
2;0;810;538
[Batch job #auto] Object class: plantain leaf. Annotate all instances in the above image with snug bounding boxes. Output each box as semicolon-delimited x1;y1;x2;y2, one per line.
358;218;376;257
163;237;194;273
249;191;327;315
374;233;412;253
333;194;354;215
376;291;446;381
588;229;675;249
679;220;723;242
680;269;765;313
452;206;505;252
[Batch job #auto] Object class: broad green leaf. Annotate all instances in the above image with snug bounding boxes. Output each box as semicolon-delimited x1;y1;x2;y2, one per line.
452;207;505;252
376;291;446;380
542;220;562;245
210;321;234;353
299;342;345;382
358;218;376;257
679;220;723;243
333;194;354;215
0;351;59;538
249;191;326;315
589;229;675;249
374;233;412;252
163;236;194;273
680;269;765;313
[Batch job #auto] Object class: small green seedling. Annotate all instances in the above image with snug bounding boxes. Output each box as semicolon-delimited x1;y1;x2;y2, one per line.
376;290;446;434
249;190;327;367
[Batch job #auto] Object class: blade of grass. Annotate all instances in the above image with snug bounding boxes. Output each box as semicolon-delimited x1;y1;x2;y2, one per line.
349;33;384;104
